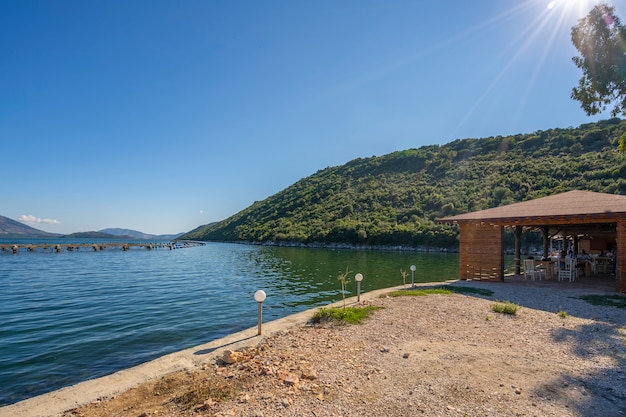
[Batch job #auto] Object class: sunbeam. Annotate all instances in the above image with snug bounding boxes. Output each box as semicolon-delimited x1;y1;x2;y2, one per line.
453;0;603;137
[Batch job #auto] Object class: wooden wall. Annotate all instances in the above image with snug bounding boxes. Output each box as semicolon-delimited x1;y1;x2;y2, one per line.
459;222;503;281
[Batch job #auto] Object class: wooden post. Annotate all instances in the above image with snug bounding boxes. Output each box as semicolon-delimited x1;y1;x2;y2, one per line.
540;227;549;259
513;226;522;275
617;221;626;293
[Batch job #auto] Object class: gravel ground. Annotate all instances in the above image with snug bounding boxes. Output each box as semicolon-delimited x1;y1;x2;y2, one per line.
61;279;626;417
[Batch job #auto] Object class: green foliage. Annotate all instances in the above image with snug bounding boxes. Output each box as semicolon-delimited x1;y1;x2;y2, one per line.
311;305;382;325
390;288;453;297
491;301;520;315
181;119;626;249
389;285;494;297
578;294;626;308
557;310;569;319
571;4;626;117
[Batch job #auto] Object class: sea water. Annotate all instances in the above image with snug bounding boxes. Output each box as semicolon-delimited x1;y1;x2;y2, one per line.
0;240;464;406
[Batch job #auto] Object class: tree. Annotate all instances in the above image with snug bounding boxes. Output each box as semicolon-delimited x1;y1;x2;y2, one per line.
571;4;626;117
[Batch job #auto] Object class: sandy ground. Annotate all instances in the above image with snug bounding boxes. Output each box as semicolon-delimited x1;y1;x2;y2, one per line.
2;278;626;417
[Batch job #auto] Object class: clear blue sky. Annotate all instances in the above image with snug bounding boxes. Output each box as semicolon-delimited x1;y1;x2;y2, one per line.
1;0;619;235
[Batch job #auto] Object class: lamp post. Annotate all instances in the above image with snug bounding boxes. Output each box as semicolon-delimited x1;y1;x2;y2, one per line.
355;273;363;302
254;290;266;335
410;265;416;288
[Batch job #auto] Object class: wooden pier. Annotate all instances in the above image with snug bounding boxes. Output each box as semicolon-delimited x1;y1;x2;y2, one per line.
1;241;206;254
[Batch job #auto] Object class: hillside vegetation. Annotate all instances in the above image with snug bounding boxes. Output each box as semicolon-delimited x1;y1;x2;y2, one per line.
181;119;626;248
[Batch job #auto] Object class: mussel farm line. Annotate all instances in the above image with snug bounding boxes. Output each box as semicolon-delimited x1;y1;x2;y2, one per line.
1;240;206;254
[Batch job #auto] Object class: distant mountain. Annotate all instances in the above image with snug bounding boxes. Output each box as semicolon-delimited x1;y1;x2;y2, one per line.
99;228;182;240
62;231;123;239
0;215;61;238
0;216;182;241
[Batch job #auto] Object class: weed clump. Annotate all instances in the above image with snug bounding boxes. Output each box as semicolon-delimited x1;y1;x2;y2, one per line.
491;301;520;315
311;305;382;325
389;285;494;298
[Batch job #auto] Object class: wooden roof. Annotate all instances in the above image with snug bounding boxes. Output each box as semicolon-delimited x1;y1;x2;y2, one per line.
438;190;626;226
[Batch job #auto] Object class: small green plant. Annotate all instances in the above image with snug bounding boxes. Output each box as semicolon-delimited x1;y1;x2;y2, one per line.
311;305;382;325
400;269;408;288
578;294;626;309
337;266;351;308
491;301;520;315
557;310;569;318
485;315;492;321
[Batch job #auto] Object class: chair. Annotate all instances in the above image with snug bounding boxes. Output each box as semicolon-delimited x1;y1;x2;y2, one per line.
558;258;576;282
523;259;544;280
588;258;597;275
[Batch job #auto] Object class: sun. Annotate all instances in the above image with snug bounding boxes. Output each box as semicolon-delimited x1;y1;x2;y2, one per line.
546;0;598;14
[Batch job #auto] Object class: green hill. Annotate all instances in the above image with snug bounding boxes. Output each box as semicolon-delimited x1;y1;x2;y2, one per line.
61;231;126;239
181;118;626;249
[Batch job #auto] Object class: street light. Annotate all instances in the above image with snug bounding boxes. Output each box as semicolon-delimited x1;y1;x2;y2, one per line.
254;290;266;335
410;265;416;288
355;273;363;302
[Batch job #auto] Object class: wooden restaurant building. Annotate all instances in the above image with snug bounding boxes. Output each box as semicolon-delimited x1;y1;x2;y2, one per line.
438;190;626;293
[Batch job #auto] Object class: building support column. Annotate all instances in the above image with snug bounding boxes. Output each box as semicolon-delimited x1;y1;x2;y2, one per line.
513;226;522;275
537;226;550;259
617;221;626;293
500;226;505;281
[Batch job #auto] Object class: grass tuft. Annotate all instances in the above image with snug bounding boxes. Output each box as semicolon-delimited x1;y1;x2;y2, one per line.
389;285;494;298
171;371;241;408
491;300;520;315
390;288;452;297
557;310;568;318
311;305;382;325
578;294;626;309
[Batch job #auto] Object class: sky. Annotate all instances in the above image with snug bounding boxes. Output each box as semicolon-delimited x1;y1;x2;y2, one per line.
1;0;622;235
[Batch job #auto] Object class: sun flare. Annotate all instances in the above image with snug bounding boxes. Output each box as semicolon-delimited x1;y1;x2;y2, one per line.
546;0;598;14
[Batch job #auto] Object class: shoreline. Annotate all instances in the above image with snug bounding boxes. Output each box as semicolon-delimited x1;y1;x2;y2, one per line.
0;283;411;417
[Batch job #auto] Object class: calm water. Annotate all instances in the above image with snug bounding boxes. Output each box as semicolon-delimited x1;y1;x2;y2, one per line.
0;240;473;406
